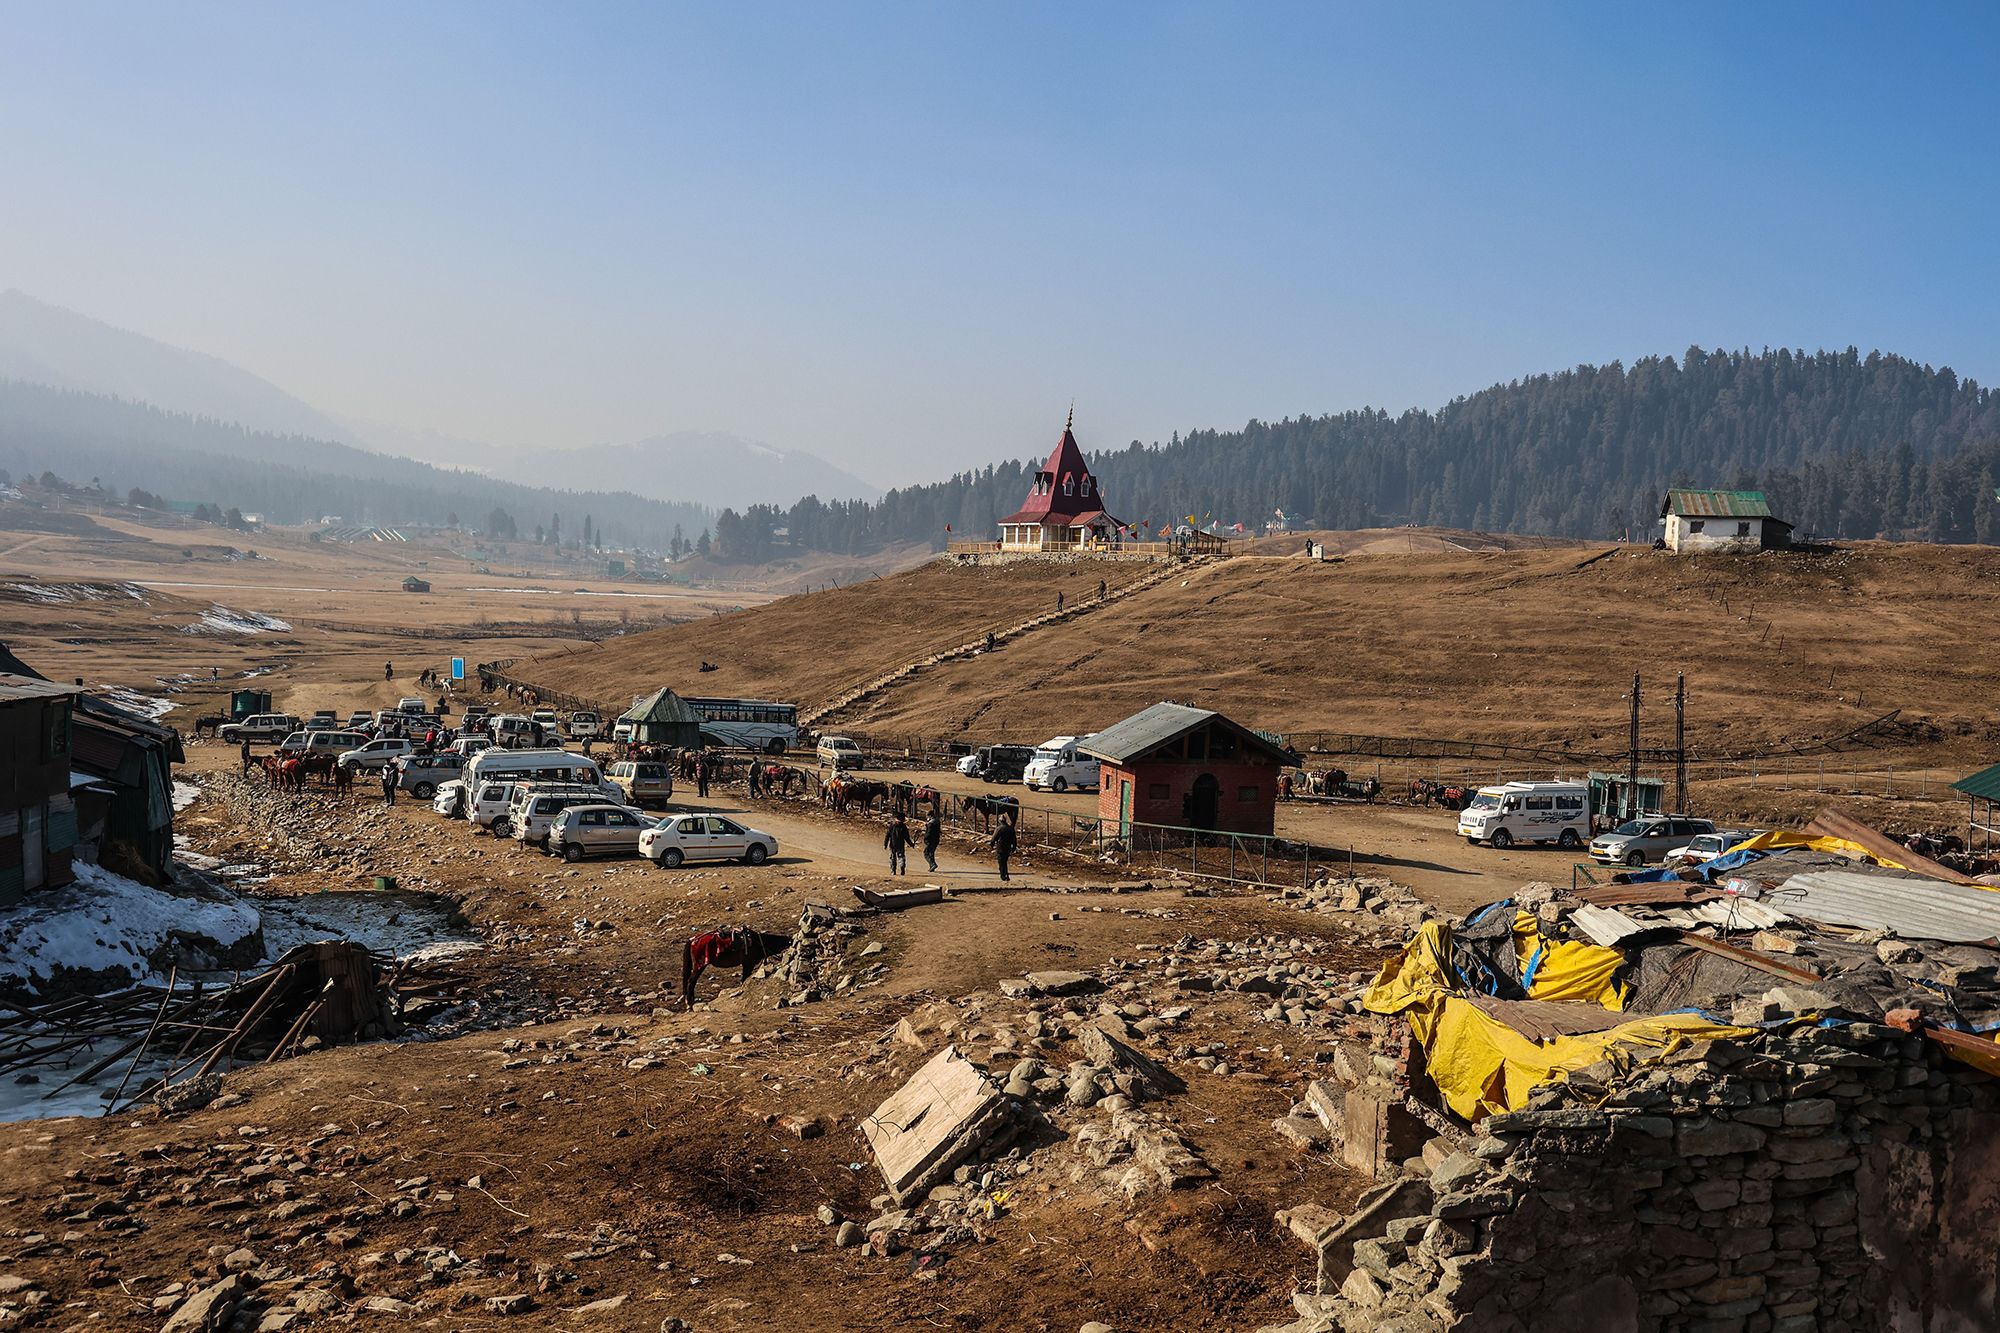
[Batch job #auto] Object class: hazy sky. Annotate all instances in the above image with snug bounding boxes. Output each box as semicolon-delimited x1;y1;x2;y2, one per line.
3;3;1995;485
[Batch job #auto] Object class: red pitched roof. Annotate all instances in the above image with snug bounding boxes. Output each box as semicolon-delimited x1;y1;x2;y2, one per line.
1003;421;1120;528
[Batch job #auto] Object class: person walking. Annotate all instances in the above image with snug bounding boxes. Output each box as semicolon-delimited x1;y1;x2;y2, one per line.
991;814;1016;882
747;762;762;799
379;764;397;806
885;815;912;876
1097;578;1106;601
384;661;394;681
922;808;942;872
696;752;711;798
1056;591;1064;613
239;736;252;774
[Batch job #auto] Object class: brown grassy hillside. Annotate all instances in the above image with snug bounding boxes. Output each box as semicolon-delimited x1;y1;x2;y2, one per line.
523;543;2000;765
520;559;1164;712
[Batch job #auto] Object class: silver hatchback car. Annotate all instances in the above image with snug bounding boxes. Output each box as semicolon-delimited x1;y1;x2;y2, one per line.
1590;815;1718;867
547;804;652;862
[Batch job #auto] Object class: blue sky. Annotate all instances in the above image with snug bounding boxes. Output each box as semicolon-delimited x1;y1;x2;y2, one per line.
2;2;1994;482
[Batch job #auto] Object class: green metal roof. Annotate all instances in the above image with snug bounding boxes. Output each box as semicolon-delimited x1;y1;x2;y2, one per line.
1951;762;2000;802
1660;488;1775;519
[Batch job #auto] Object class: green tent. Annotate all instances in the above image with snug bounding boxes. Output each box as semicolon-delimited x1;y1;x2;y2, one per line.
620;688;704;748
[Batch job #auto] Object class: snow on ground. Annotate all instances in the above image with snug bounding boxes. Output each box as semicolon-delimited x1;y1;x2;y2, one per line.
0;863;263;994
172;779;202;812
182;604;292;635
258;891;479;965
101;686;176;720
4;581;147;604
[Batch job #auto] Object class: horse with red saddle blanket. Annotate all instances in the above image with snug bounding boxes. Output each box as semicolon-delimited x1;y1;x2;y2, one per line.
679;926;793;1007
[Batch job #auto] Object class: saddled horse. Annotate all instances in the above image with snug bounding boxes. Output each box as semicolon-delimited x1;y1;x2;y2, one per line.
300;752;338;787
824;776;890;814
758;763;814;797
679;926;793;1007
888;781;941;818
957;792;1020;832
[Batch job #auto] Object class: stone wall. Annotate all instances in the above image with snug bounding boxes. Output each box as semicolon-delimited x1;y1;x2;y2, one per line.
1273;1020;2000;1332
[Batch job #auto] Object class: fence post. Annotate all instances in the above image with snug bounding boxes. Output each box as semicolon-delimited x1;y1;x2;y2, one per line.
1229;838;1236;884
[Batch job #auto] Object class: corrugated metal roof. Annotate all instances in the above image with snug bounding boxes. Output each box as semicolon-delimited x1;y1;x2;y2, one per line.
1569;904;1656;946
1951;762;2000;803
1660;488;1775;519
1079;701;1292;766
0;671;76;704
1760;870;2000;943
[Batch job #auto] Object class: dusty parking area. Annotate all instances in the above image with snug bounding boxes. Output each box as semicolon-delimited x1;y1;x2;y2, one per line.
0;740;1402;1332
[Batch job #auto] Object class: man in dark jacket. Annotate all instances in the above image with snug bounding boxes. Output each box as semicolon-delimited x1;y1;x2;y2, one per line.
380;764;397;805
885;816;912;875
696;753;710;798
992;815;1016;881
922;810;942;872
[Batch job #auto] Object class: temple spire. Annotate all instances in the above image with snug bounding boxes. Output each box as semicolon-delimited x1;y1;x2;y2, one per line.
1066;400;1074;432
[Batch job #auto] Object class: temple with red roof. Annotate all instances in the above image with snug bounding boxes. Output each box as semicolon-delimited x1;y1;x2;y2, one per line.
997;411;1126;552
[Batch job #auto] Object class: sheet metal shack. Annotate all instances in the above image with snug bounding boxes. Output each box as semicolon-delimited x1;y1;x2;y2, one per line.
620;687;704;749
0;673;79;904
71;691;185;880
1082;701;1291;837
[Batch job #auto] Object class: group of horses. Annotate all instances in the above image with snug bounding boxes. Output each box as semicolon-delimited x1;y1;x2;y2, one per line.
1408;778;1475;810
245;750;353;794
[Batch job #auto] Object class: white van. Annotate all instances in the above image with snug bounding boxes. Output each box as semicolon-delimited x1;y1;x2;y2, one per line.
464;747;609;796
1457;781;1590;850
489;714;544;750
1023;735;1100;793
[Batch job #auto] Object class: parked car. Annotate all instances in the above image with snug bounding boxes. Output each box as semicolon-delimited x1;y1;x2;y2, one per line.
277;729;368;758
219;713;298;744
1023;735;1099;793
345;711;374;730
339;737;417;773
303;716;337;732
461;704;491;725
392;751;465;800
1664;829;1761;863
433;778;469;818
611;720;637;744
567;710;602;740
606;760;675;809
1591;815;1719;867
639;813;777;868
447;735;493;758
816;735;865;771
547;804;652;861
508;785;614;850
531;708;560;732
956;744;1035;784
468;781;520;831
397;697;426;714
1456;781;1590;850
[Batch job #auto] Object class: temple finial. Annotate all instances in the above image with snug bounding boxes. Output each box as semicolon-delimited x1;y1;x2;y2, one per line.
1066;400;1074;432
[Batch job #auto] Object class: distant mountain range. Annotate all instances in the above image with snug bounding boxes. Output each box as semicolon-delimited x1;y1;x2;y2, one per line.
0;289;880;513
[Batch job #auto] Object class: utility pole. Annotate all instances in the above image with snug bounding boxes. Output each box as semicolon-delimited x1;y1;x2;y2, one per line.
1674;673;1688;815
1627;672;1642;821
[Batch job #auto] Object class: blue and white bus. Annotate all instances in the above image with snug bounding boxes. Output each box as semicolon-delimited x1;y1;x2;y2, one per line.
684;697;800;755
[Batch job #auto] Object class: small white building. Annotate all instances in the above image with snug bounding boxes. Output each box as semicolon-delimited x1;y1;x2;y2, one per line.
1659;489;1792;553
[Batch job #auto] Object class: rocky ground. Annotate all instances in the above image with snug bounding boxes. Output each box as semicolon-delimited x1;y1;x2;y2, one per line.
0;746;1441;1332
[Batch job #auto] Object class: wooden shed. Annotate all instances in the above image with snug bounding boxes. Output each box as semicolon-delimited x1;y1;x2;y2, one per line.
1080;701;1293;838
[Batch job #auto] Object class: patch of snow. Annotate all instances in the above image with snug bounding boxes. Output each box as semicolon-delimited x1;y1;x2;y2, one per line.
256;891;479;965
172;779;201;812
182;604;292;635
101;686;175;720
0;863;264;994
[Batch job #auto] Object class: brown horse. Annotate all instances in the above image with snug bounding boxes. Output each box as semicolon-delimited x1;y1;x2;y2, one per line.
825;777;889;814
301;752;337;786
679;926;792;1007
760;763;813;796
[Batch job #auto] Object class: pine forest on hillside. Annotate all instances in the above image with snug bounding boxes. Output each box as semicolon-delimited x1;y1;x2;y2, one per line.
712;348;2000;560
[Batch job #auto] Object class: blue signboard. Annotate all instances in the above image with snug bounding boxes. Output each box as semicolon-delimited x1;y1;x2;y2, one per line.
450;657;465;681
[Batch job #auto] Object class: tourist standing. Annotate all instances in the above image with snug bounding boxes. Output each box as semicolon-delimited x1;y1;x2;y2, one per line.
992;815;1016;882
922;809;942;872
885;815;912;875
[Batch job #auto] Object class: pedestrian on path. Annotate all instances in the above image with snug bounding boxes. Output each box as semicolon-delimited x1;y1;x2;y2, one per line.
379;766;397;806
1056;591;1064;613
922;809;942;872
991;815;1016;882
1097;579;1106;600
885;815;912;875
747;762;762;799
696;753;711;798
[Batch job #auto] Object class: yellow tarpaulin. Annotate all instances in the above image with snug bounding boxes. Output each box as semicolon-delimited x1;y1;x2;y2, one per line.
1727;830;1903;870
1365;920;1753;1121
1510;911;1627;1008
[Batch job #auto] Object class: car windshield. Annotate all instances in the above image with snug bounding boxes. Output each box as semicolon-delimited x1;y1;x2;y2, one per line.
1611;820;1653;836
1466;793;1501;811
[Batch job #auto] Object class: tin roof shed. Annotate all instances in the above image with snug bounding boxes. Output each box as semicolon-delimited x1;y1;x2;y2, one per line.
1660;489;1778;519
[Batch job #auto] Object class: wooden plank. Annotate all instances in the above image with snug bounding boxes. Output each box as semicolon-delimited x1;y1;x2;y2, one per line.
1675;931;1822;984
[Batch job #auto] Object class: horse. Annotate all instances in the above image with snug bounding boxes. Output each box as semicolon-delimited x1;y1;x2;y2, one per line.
825;777;889;815
278;758;306;792
957;793;1019;832
761;763;812;797
679;926;793;1008
886;782;941;817
301;753;337;787
193;713;228;739
332;762;355;797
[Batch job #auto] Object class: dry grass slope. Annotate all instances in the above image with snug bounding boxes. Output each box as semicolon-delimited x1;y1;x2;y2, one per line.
530;543;2000;765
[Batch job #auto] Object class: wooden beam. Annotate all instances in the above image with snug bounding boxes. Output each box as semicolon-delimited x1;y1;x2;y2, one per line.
1675;931;1823;985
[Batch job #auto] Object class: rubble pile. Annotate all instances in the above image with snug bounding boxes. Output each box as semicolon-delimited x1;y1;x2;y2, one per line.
1276;874;1439;942
774;903;877;1004
1267;1018;2000;1333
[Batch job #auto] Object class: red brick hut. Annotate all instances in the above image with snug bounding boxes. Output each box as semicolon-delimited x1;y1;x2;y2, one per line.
1081;701;1292;837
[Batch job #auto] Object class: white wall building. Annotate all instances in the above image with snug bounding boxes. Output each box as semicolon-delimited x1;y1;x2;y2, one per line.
1659;489;1793;553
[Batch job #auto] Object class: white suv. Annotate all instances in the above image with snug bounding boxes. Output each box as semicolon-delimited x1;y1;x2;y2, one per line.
816;736;864;771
